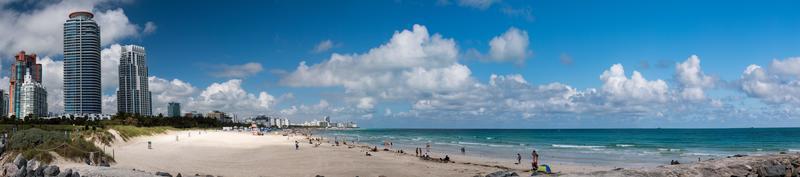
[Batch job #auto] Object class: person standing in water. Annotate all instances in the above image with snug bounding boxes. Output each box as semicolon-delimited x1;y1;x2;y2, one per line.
460;147;465;154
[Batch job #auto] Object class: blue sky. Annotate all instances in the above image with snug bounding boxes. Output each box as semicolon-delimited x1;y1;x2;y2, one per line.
1;0;800;128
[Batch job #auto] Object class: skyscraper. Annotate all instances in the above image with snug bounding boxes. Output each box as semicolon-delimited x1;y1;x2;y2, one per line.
0;90;8;117
117;45;152;116
168;102;181;117
9;51;42;118
64;11;101;114
20;69;48;119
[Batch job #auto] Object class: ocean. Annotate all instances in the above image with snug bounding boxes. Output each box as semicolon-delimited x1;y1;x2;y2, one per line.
315;128;800;167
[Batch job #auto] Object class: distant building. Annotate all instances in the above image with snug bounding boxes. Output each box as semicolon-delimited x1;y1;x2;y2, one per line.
117;45;152;116
0;90;7;117
206;110;226;119
184;111;203;118
167;102;181;117
9;51;42;118
64;11;101;114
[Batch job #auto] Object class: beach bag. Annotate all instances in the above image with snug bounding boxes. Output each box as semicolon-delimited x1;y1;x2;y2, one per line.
537;164;551;173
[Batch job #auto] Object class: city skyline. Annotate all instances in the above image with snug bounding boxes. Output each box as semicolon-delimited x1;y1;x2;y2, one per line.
0;0;799;128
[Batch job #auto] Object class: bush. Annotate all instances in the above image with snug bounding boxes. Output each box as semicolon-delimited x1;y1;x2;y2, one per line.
9;128;111;163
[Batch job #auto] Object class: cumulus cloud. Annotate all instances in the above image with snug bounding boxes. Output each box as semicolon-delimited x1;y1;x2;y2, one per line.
769;57;800;78
281;24;464;99
94;8;139;46
740;59;800;105
147;77;279;117
39;57;64;113
281;24;732;122
0;0;148;57
189;79;276;113
278;99;372;121
487;27;531;64
148;76;197;114
600;64;669;103
312;39;335;53
210;62;264;78
101;44;122;91
675;55;715;101
356;97;375;109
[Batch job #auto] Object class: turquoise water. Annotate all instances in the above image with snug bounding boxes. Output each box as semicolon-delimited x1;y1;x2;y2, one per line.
316;128;800;167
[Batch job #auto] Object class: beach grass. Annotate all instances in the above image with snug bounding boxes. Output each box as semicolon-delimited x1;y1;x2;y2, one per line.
110;125;175;141
9;128;112;164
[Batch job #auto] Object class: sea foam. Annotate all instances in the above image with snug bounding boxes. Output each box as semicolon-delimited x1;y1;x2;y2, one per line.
552;144;605;149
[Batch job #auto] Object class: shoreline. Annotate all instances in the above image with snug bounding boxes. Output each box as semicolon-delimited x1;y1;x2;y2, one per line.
51;129;800;177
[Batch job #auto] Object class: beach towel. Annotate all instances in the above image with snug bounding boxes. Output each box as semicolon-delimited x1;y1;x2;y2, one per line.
537;164;551;173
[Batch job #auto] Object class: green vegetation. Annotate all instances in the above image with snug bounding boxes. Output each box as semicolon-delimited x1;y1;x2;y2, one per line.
9;128;112;164
0;112;249;163
111;125;174;141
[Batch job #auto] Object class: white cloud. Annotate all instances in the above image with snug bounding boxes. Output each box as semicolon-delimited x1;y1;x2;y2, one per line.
457;0;499;10
147;77;278;117
600;64;669;103
313;39;335;53
143;21;157;34
356;97;375;109
0;0;147;57
278;99;372;122
740;61;800;105
769;57;800;78
148;76;197;114
101;44;122;91
210;62;263;78
94;8;139;46
675;55;715;101
281;24;732;122
403;64;473;92
281;24;462;100
102;94;117;114
189;79;276;115
487;27;531;64
39;57;64;113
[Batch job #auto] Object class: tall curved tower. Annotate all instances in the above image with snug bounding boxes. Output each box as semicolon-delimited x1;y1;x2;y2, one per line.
63;11;101;114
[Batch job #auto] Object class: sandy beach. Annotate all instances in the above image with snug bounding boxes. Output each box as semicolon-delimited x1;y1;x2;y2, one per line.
54;130;612;177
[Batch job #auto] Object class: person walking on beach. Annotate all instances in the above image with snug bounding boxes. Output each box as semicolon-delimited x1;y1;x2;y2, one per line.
531;150;540;170
295;141;299;150
426;143;431;153
460;147;466;154
516;153;522;164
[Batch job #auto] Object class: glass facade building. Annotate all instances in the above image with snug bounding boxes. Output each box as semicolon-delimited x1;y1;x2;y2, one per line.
117;45;152;116
64;11;102;114
168;102;181;117
9;51;42;118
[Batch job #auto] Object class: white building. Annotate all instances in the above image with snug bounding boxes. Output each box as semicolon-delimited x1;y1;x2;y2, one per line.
117;45;152;116
19;70;47;119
